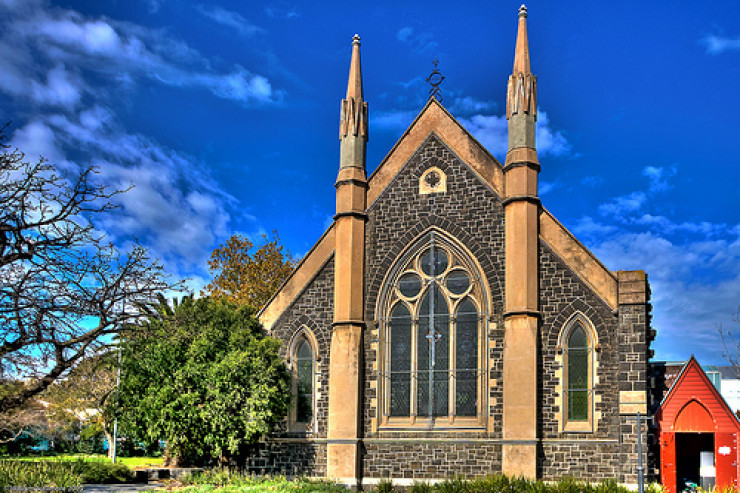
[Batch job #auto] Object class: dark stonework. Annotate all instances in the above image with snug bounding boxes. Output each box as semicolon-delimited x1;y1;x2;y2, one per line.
255;258;335;476
262;133;651;483
539;241;620;438
538;242;651;483
271;256;334;440
538;241;623;480
363;441;502;479
618;303;651;485
540;441;620;479
362;134;506;477
245;441;327;477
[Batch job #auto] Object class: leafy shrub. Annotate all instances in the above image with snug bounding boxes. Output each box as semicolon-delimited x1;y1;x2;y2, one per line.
77;461;133;484
0;459;133;488
180;469;349;492
0;460;82;489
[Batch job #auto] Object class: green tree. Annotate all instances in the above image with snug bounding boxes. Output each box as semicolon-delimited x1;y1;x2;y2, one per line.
204;231;297;310
110;296;291;466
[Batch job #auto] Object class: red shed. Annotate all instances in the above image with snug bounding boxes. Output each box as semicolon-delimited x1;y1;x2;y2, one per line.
656;356;740;492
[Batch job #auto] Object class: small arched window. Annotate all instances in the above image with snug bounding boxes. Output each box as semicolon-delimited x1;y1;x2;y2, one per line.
295;340;314;423
566;325;589;421
560;314;596;432
289;328;318;432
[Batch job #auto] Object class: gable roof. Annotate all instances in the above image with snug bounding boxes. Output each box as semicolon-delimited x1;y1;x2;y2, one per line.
259;99;619;329
656;356;740;432
367;98;504;204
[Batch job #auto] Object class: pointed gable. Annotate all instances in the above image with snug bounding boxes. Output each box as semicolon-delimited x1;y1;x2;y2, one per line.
368;98;504;205
657;356;740;433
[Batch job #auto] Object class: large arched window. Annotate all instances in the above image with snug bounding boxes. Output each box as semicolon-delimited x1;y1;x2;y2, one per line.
559;313;597;432
288;328;318;432
379;231;488;428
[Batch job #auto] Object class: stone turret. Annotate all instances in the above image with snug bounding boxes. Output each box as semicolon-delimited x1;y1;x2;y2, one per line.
502;4;540;479
327;34;368;486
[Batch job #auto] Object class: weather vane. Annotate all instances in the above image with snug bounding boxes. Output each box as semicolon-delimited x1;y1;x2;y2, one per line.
426;59;444;102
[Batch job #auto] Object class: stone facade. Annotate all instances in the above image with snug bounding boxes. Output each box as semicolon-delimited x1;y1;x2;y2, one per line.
260;132;651;483
257;8;652;486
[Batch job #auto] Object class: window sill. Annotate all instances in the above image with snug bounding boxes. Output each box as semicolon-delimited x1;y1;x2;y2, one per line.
379;416;485;430
562;421;594;433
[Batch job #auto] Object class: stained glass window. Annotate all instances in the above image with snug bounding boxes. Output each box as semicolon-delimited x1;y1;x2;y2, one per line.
384;234;485;425
456;299;478;417
566;324;589;422
296;339;314;423
390;304;412;416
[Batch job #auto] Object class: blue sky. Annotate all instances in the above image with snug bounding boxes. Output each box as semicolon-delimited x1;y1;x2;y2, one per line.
1;0;739;365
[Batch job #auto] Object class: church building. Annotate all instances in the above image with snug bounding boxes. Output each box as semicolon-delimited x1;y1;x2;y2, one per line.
257;6;653;487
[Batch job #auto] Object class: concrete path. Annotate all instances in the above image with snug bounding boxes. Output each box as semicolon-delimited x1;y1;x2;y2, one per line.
82;483;164;493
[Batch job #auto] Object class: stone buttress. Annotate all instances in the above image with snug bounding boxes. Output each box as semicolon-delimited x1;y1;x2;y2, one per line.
327;34;368;485
502;4;540;479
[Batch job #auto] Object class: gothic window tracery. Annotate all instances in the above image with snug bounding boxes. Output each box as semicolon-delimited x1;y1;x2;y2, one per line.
379;231;488;428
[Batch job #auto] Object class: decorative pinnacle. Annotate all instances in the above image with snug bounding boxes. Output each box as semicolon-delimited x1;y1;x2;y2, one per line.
340;33;368;139
345;33;363;100
512;4;531;75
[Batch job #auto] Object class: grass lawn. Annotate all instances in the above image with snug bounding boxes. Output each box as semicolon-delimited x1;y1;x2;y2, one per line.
0;454;164;469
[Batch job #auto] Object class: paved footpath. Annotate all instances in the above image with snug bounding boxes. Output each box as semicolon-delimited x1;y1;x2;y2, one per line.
83;483;164;493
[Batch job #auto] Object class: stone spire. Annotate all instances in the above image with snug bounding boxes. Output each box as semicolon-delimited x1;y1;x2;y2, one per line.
506;5;537;130
339;34;368;170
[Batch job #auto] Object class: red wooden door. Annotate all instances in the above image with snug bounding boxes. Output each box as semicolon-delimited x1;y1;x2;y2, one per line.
661;432;677;493
715;432;737;490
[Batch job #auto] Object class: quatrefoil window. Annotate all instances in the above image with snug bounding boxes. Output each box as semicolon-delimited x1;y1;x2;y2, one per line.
419;166;447;195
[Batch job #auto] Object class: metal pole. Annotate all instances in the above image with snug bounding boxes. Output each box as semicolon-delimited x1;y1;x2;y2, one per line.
111;341;122;463
637;412;644;493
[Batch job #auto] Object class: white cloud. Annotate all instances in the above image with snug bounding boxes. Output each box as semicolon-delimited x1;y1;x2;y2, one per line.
701;34;740;55
395;26;438;54
569;164;740;364
457;109;571;161
372;110;418;131
29;64;82;108
265;3;299;20
397;27;414;43
598;191;647;217
535;111;571;157
448;96;495;116
539;180;559;196
0;1;281;107
642;165;676;192
458;113;508;157
11;109;235;275
195;5;265;37
193;70;275;104
591;230;740;363
580;176;603;188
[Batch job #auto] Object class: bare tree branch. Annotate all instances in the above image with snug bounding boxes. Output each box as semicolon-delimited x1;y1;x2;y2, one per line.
0;125;178;413
718;306;740;375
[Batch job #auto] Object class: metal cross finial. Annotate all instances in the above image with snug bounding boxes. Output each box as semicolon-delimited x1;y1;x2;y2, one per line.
426;59;444;102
